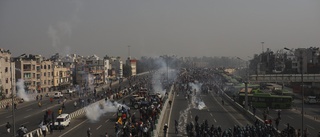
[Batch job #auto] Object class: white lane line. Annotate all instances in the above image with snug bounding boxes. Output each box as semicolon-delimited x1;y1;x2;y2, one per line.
210;113;213;117
214;119;217;123
287;116;294;119
306;125;315;129
21;122;29;125
210;92;243;127
59;119;89;137
105;119;109;123
96;125;102;130
6;115;12;118
24;115;32;118
26;108;32;111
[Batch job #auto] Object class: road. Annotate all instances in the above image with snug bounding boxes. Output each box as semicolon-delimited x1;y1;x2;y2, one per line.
165;90;253;137
0;73;150;137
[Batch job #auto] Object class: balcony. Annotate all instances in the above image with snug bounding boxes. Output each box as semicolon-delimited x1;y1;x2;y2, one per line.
23;68;31;71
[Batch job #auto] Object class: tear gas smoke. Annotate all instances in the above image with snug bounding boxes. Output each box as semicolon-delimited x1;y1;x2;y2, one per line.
16;79;35;101
85;100;128;122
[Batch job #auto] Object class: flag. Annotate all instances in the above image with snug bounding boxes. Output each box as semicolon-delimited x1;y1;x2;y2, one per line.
117;117;122;125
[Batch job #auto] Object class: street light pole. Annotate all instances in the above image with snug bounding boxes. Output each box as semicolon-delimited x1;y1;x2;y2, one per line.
300;51;304;136
284;47;304;135
10;58;15;137
237;57;249;110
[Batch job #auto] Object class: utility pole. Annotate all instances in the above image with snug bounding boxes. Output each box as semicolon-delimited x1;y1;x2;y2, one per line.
10;58;15;137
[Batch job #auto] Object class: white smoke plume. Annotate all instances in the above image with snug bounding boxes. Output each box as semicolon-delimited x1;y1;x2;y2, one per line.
151;57;178;96
188;82;207;110
85;100;128;122
16;79;35;101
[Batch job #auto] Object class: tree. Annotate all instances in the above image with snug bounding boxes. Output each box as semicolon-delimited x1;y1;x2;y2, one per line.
123;64;132;77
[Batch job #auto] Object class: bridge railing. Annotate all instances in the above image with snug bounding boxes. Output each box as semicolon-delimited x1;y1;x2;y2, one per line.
249;74;320;82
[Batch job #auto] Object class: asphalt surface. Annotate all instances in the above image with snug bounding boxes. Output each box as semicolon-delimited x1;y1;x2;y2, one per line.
0;73;150;137
165;90;253;137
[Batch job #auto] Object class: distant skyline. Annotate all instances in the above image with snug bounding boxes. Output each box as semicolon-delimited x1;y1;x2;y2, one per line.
1;0;320;60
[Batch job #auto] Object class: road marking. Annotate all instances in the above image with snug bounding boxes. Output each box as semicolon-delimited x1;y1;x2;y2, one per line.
113;113;116;116
210;113;213;117
26;108;32;111
210;92;243;127
287;116;294;119
306;125;315;129
166;91;176;137
24;115;32;118
96;125;102;130
105;119;109;123
214;119;217;123
6;115;12;118
21;122;29;125
59;119;89;137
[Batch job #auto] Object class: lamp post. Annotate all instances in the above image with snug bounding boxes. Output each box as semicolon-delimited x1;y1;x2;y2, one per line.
237;57;249;110
11;58;15;137
284;47;304;135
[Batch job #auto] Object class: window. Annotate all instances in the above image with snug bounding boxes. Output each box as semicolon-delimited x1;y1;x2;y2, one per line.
6;78;8;83
48;80;51;85
44;72;46;76
5;67;8;73
6;89;8;94
48;72;50;77
33;73;35;78
33;81;35;86
41;65;43;69
57;80;59;84
48;65;50;69
44;80;47;84
44;65;46;69
33;65;35;70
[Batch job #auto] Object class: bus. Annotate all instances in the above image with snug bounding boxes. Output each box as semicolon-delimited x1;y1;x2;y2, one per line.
238;93;293;109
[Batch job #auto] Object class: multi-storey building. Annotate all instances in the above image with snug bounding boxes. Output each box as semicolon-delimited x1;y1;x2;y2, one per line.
14;54;42;93
110;57;123;78
0;49;16;98
126;57;137;76
52;62;71;91
40;60;53;92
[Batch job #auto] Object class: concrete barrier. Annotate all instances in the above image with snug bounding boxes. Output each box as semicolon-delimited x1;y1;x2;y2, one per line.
152;84;174;137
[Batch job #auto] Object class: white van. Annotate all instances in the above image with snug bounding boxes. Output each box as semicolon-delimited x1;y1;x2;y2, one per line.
54;114;71;128
305;96;317;104
54;92;63;98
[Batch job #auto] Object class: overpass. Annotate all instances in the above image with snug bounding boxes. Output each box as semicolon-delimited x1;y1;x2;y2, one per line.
248;74;320;83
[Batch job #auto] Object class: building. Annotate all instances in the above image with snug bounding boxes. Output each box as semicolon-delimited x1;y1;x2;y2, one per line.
109;57;123;78
126;57;137;76
0;49;16;98
40;60;53;92
14;54;42;93
52;62;71;91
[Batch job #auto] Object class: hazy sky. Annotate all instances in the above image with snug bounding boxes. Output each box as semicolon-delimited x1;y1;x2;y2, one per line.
1;0;320;60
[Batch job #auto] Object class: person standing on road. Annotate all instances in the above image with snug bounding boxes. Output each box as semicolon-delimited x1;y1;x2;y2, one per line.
41;124;47;137
163;124;168;137
175;120;179;134
6;122;11;134
169;99;172;107
74;101;77;109
38;101;42;108
87;128;92;137
195;115;199;123
50;97;53;104
14;103;17;109
58;108;62;115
